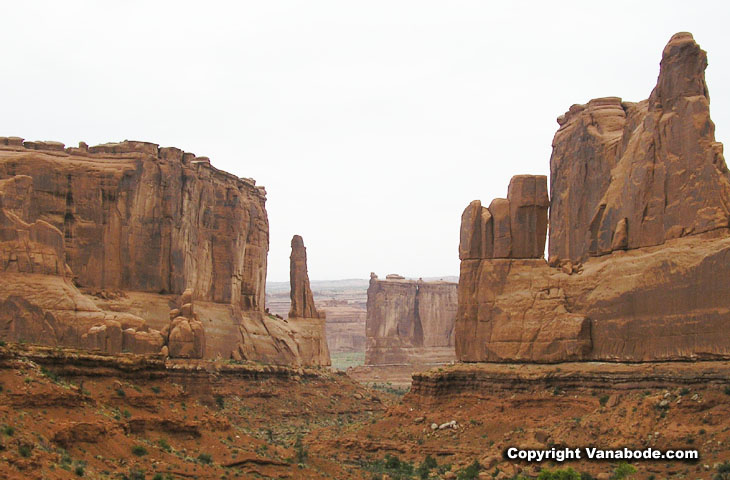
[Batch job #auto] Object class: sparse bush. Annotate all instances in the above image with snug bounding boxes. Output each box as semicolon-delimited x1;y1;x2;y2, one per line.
416;454;438;479
679;387;690;396
599;395;610;406
0;340;6;347
75;464;84;476
126;469;146;480
116;388;125;397
157;438;171;452
131;445;148;457
538;468;581;480
150;386;160;394
294;435;308;464
611;462;636;480
215;394;225;410
18;444;31;458
197;452;212;464
457;460;481;480
724;386;730;396
714;461;730;480
41;367;60;383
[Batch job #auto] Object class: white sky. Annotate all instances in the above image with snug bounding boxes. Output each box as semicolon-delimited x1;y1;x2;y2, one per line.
2;1;728;281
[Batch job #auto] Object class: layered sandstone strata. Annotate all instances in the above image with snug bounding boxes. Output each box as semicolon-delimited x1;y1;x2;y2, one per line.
0;139;319;365
366;273;456;365
456;33;730;362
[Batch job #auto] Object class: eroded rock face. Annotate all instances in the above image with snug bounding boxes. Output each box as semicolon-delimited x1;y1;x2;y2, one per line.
163;289;206;359
549;32;730;263
366;273;456;365
0;139;324;365
284;235;330;366
289;235;323;319
456;33;730;362
0;139;268;309
460;175;548;260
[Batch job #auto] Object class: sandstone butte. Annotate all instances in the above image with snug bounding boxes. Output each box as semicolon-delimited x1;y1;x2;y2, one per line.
457;32;730;363
0;139;328;366
365;273;456;366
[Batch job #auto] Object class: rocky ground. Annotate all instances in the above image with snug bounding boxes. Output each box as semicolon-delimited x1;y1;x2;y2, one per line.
2;344;729;480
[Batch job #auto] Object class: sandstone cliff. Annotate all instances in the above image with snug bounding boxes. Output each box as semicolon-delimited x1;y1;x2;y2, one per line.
366;273;456;365
0;139;319;365
456;33;730;362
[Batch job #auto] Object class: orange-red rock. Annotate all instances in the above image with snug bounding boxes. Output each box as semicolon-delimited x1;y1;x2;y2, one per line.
459;175;548;261
0;140;323;365
366;273;456;365
549;32;730;262
456;33;730;362
284;235;330;366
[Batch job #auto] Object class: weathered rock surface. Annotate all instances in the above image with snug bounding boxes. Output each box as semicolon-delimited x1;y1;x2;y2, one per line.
283;235;330;366
289;235;324;319
163;288;206;359
457;33;730;362
549;32;730;263
0;139;268;308
0;139;323;365
459;175;548;260
366;273;456;365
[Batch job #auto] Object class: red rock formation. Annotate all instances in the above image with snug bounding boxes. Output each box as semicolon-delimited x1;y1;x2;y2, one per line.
549;32;730;263
459;175;548;260
366;273;456;365
284;235;330;366
456;33;730;362
0;139;322;365
0;139;268;309
163;289;206;359
289;235;323;319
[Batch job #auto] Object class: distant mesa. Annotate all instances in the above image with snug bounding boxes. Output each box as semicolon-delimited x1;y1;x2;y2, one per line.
366;272;456;366
457;32;730;363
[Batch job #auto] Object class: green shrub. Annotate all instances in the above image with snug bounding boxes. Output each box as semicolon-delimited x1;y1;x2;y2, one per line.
611;462;636;480
18;444;31;458
714;461;730;480
197;453;212;464
457;460;481;480
679;387;690;396
157;438;171;452
294;435;307;464
75;464;85;476
41;367;60;383
3;425;14;436
416;454;438;479
150;386;161;394
131;445;148;457
599;395;610;406
539;468;581;480
215;395;225;410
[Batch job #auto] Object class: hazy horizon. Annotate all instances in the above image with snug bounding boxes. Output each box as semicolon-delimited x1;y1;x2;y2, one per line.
2;1;728;281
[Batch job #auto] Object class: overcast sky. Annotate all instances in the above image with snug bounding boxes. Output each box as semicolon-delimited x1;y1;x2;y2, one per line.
2;1;728;281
